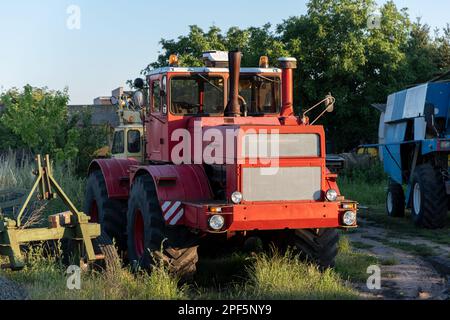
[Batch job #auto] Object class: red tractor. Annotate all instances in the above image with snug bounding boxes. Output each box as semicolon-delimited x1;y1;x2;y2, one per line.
84;50;357;277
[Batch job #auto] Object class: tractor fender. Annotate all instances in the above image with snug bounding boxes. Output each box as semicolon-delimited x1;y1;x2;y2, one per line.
88;158;139;199
132;164;213;203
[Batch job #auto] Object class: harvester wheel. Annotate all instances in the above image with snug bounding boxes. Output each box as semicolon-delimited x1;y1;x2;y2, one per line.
126;175;198;279
386;181;405;217
292;228;339;269
84;171;127;253
411;164;447;229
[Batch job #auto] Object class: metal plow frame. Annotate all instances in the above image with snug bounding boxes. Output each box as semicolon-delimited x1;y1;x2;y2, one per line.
0;155;102;270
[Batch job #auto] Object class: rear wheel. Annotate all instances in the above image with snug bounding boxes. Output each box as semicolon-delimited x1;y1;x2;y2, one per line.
411;164;447;229
126;175;198;279
291;228;339;269
84;171;127;253
386;181;405;217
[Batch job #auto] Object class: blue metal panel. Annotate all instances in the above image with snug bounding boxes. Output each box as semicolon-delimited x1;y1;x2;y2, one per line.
392;90;407;122
383;144;402;184
426;83;450;118
422;139;438;155
384;122;407;144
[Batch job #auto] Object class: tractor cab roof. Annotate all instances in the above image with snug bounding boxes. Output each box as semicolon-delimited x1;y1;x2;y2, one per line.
147;67;281;76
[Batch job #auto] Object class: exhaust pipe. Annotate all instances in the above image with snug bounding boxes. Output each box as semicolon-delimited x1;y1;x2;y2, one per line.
225;50;242;117
278;57;297;117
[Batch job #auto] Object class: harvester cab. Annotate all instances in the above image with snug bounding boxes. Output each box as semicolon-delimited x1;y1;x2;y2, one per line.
86;50;357;276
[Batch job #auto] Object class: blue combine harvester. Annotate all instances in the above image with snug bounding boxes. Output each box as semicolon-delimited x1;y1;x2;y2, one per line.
373;73;450;229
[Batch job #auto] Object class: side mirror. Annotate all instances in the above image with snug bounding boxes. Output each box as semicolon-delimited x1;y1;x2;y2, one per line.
325;94;335;113
133;91;145;108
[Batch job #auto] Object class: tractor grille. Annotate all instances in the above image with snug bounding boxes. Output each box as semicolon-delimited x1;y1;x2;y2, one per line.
242;134;320;158
242;167;322;202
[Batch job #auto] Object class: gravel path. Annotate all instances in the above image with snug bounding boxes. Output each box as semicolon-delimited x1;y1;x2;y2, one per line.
349;218;450;300
0;277;28;300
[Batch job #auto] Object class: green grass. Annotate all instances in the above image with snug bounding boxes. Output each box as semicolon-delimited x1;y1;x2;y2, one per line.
1;246;186;300
351;241;374;250
339;179;386;207
360;208;450;247
1;238;373;300
335;236;378;282
338;162;387;207
377;239;436;257
196;246;359;300
380;257;399;266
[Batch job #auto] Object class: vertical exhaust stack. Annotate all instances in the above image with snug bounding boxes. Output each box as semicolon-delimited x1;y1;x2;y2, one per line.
225;50;242;117
278;57;297;117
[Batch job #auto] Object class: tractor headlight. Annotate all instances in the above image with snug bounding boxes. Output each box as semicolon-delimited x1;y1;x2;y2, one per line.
343;211;357;226
209;215;225;231
326;189;338;202
231;191;243;204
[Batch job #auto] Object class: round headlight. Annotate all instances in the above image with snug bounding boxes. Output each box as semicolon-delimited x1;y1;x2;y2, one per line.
209;215;225;231
326;189;338;202
231;191;243;204
343;211;357;226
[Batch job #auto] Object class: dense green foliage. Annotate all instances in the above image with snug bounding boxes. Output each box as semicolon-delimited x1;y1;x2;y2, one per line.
142;0;450;152
0;85;77;161
0;85;108;174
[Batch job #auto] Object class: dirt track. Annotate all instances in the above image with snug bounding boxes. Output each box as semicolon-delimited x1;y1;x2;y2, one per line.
349;217;450;300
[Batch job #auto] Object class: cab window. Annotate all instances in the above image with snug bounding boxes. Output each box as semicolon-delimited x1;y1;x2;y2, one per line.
127;130;141;153
170;76;225;116
152;80;161;113
239;75;280;115
112;130;124;154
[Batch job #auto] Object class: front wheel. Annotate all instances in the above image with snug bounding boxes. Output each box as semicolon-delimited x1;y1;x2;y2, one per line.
411;164;447;229
126;175;198;279
386;181;405;218
291;228;339;269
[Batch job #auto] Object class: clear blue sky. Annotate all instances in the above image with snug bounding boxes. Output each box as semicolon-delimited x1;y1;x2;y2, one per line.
0;0;448;105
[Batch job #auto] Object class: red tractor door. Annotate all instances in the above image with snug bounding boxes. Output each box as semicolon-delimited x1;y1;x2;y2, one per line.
148;77;167;161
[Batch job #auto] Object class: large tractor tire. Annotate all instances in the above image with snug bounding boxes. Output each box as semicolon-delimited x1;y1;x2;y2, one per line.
411;164;447;229
292;228;339;269
386;181;405;218
84;171;127;253
127;175;198;279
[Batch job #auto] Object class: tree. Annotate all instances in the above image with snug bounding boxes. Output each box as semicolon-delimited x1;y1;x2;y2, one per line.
136;0;447;152
278;0;412;151
435;24;450;73
142;24;288;75
0;85;79;161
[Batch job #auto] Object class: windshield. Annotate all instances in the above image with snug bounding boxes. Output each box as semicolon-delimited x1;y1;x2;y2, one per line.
170;75;225;116
239;75;281;115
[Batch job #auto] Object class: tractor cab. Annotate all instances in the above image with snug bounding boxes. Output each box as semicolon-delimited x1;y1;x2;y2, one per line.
146;51;282;117
143;51;284;162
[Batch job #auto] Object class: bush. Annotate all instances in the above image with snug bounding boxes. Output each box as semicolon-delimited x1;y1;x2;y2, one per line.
0;86;108;175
